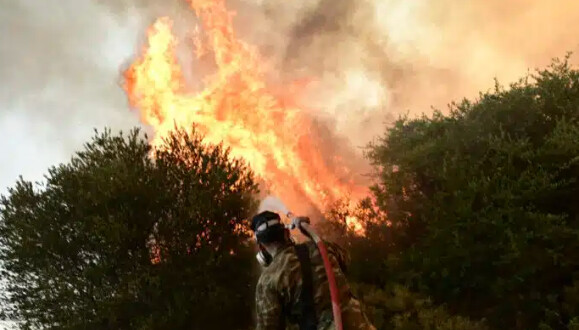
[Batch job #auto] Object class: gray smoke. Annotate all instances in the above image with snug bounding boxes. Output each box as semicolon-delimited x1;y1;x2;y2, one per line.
2;0;579;191
231;0;579;149
0;0;143;192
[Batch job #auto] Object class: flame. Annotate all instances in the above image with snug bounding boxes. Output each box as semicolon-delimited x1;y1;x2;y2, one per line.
345;216;365;236
123;0;366;229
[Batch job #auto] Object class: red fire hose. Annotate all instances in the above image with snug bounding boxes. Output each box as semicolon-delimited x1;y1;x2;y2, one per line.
289;216;343;330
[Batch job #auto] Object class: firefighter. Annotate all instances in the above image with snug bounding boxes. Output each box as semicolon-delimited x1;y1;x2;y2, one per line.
251;210;376;330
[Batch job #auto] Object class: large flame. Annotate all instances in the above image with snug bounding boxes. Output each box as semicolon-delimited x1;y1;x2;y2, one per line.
123;0;366;229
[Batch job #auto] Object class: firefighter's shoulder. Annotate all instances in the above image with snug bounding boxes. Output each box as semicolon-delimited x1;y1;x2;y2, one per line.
260;245;300;289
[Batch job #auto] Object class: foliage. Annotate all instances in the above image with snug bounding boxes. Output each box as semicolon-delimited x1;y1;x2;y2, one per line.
0;128;259;329
364;55;579;329
352;283;488;330
319;198;395;286
322;203;487;329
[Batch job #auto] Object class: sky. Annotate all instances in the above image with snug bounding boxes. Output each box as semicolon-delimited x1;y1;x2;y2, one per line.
0;0;145;195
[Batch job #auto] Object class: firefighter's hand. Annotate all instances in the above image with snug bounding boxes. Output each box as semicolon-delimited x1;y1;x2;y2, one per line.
292;216;310;226
292;216;311;236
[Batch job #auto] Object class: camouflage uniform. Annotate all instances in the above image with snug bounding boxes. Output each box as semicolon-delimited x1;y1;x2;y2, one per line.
255;240;376;330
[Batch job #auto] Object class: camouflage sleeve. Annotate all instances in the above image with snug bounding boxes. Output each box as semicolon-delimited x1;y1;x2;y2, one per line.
255;276;284;330
324;240;350;273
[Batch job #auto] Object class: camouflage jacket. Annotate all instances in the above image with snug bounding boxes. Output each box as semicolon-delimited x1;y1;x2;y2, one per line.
255;240;376;330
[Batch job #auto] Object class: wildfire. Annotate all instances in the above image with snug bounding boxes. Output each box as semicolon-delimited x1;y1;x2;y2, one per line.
123;0;366;233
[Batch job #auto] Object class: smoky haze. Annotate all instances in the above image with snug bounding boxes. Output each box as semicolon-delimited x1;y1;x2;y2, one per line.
2;0;579;190
0;0;142;193
101;0;579;146
232;0;579;147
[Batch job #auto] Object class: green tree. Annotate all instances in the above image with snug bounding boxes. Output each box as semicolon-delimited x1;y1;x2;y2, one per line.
321;200;487;329
367;56;579;329
0;128;259;329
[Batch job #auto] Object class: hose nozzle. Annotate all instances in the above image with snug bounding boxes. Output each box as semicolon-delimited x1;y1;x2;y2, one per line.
284;212;313;238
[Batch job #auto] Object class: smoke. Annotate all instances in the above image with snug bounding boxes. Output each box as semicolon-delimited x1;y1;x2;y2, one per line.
258;196;290;217
0;0;145;192
231;0;579;148
3;0;579;194
99;0;579;153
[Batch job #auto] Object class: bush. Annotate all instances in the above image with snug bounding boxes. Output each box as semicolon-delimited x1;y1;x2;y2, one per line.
366;56;579;328
0;128;259;329
352;283;487;330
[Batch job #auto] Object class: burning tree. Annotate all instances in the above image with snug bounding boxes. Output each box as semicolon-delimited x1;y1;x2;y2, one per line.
0;128;258;329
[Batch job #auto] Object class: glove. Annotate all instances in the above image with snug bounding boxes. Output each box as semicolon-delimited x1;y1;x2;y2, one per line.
291;216;311;237
291;216;310;227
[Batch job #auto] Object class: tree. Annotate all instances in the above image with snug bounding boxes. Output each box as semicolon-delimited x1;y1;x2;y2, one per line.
367;56;579;329
321;200;489;329
0;127;259;329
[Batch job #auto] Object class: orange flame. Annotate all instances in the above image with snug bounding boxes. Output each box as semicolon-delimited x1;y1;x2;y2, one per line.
123;0;365;228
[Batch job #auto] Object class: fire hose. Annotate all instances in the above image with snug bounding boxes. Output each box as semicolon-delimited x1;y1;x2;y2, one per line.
287;213;344;330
